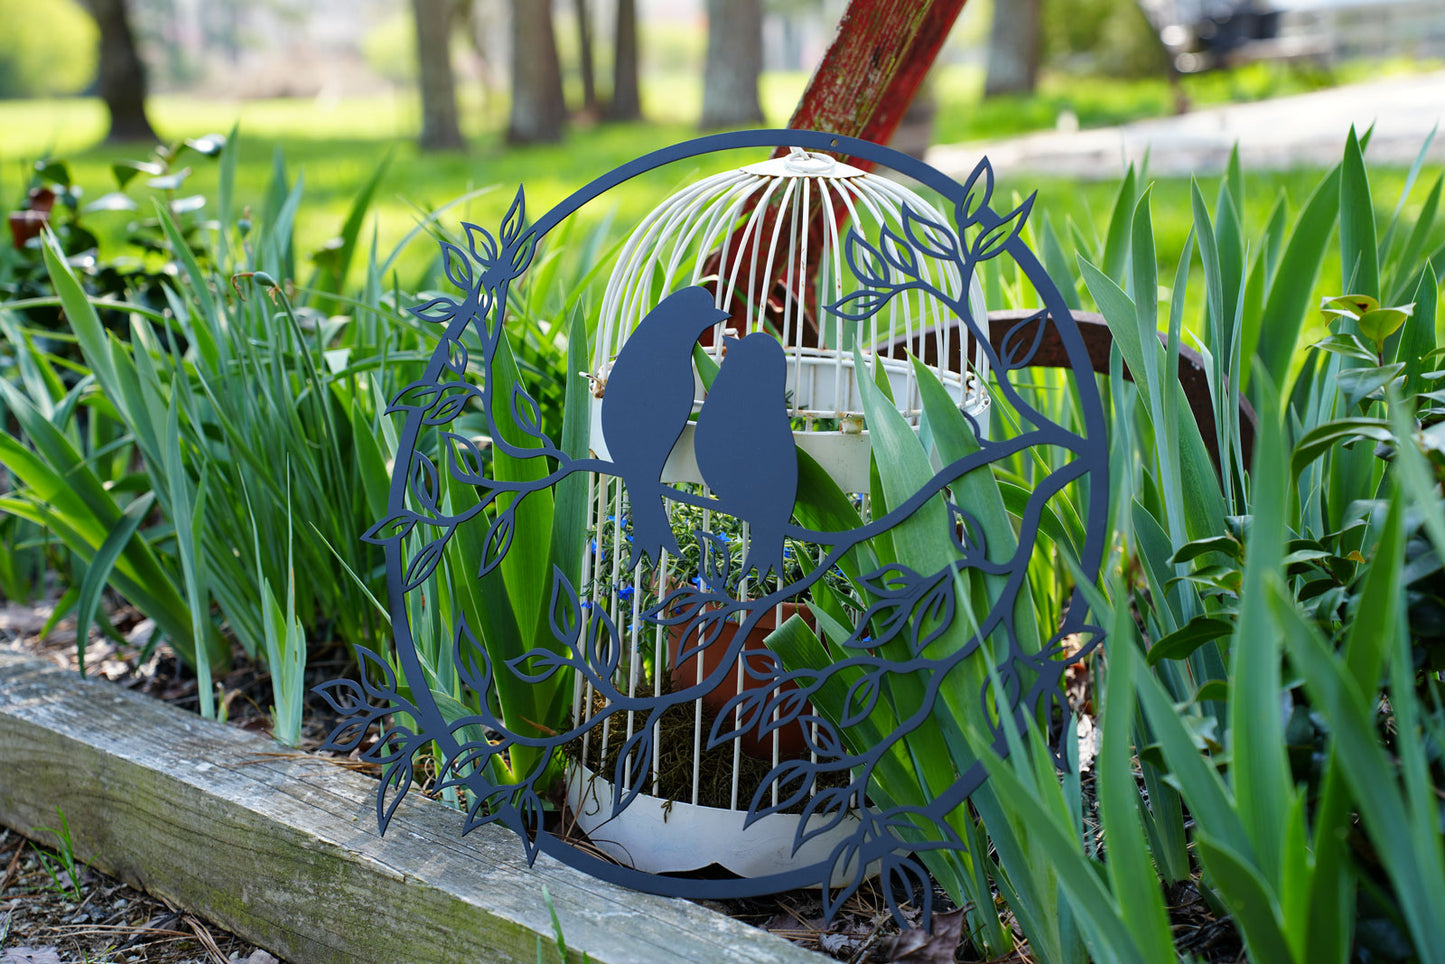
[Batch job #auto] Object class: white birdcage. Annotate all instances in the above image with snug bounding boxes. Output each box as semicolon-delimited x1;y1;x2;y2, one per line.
568;146;991;879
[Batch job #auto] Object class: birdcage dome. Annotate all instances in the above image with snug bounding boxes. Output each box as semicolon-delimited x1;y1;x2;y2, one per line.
588;146;990;492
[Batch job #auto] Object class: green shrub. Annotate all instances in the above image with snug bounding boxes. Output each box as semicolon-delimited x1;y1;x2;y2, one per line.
361;10;419;85
0;0;97;98
1043;0;1169;78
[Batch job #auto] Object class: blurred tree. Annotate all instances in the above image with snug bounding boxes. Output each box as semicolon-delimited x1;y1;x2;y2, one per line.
700;0;763;129
605;0;642;122
412;0;466;150
507;0;567;144
572;0;599;118
984;0;1042;95
83;0;158;143
456;0;504;123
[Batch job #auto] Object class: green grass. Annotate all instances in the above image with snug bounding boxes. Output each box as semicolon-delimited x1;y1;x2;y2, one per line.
1;99;699;288
1;61;1439;297
0;72;813;287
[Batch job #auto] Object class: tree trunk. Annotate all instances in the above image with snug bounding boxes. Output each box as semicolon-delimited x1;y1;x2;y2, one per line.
84;0;158;143
507;0;567;144
983;0;1042;97
605;0;641;122
572;0;599;117
412;0;466;151
700;0;763;130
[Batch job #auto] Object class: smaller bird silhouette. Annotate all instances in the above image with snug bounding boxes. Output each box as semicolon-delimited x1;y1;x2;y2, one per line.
695;332;798;582
601;286;729;571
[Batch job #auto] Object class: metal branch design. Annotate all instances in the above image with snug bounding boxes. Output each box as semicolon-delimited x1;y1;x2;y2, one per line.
314;132;1109;924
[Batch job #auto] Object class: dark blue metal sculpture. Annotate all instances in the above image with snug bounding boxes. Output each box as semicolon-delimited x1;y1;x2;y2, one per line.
694;332;798;582
601;286;730;569
314;130;1108;924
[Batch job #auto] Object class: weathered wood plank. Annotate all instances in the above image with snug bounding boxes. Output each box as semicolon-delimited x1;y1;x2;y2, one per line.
0;651;826;964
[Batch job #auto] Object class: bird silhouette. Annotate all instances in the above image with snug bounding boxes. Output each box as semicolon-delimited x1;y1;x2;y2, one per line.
694;332;798;582
601;286;729;570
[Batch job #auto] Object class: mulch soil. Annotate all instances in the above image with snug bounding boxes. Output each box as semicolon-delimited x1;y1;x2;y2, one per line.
0;599;1245;963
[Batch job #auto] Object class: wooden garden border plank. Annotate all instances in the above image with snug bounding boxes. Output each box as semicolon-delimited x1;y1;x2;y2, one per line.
0;651;826;964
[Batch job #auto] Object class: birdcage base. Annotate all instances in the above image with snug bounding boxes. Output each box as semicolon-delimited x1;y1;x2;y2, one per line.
566;764;871;885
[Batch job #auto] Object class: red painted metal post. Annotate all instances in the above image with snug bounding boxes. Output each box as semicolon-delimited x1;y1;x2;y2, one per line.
781;0;968;167
705;0;969;345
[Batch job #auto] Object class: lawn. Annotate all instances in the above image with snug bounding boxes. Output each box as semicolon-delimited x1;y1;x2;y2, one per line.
1;60;1440;304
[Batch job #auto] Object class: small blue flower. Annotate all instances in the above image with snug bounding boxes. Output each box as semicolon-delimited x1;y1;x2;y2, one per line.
618;585;635;600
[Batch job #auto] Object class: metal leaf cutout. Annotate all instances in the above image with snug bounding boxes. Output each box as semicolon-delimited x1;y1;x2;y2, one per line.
463;221;497;264
746;759;816;821
998;309;1051;371
879;225;919;278
500;185;526;246
672;609;731;668
378;754;415;835
795;786;856;849
361;512;416;545
840;669;884;728
441;337;469;378
957;157;994;226
827;287;894;321
901;204;960;261
453;619;492;694
445;432;489;484
548;567;581;648
971;192;1036;262
403;535;449;591
441;241;473;291
844;228;890;286
409;296;460;325
505;648;569;684
386;383;438;415
909;580;956;656
408;453;440;512
477;509;514;577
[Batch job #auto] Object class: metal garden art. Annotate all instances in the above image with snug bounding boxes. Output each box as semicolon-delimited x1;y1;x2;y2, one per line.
315;131;1108;923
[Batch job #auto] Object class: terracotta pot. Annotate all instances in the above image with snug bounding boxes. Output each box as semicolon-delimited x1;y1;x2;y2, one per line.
667;602;818;761
7;210;49;248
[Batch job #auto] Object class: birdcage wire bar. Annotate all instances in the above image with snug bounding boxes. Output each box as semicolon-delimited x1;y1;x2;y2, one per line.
573;146;992;849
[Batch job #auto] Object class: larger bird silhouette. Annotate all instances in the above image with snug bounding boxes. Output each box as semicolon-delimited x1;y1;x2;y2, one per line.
601;286;729;570
694;332;797;582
